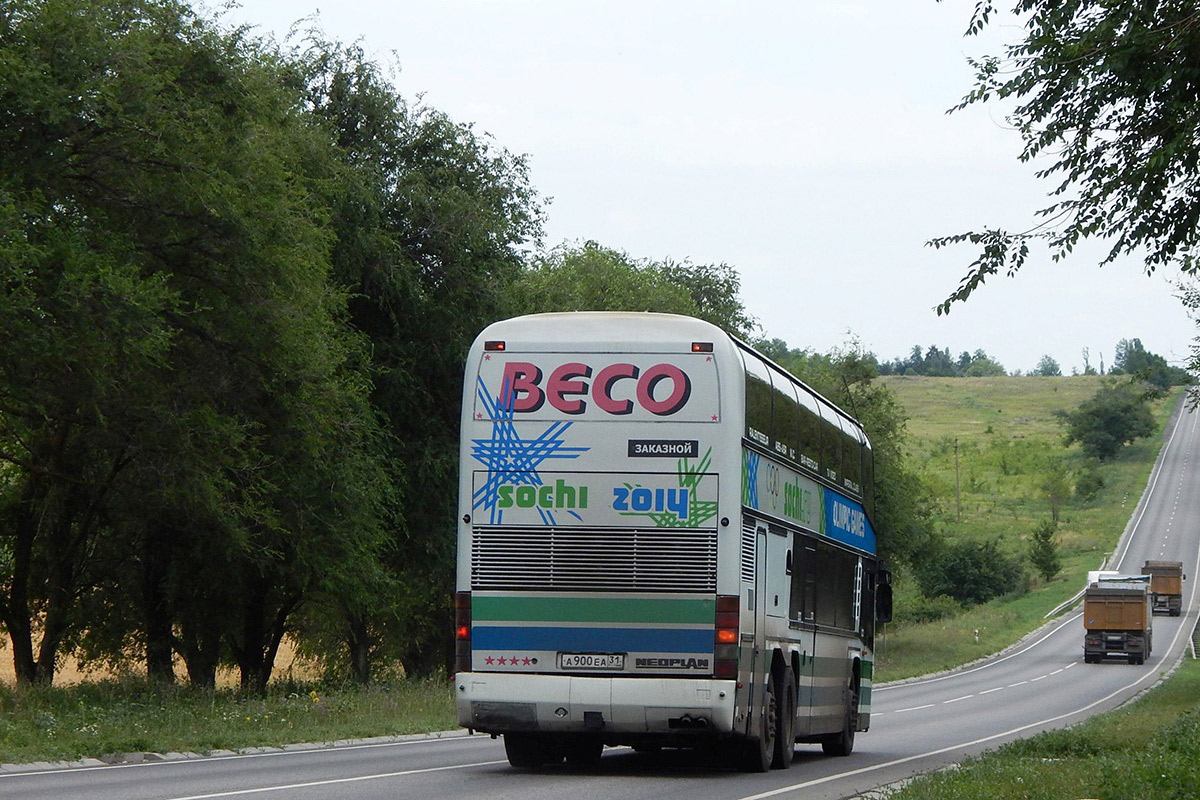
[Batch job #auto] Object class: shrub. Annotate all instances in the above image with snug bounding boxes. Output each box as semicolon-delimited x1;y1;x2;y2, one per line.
1028;518;1062;582
894;593;964;624
1075;467;1105;502
916;539;1028;606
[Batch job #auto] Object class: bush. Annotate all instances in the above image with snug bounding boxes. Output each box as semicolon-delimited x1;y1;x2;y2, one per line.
1075;467;1105;502
894;593;964;625
916;539;1028;606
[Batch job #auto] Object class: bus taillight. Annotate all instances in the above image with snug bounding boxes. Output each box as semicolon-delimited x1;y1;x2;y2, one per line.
714;594;739;679
455;592;472;674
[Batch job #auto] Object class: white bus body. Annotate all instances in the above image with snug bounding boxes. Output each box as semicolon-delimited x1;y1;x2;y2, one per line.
455;312;890;771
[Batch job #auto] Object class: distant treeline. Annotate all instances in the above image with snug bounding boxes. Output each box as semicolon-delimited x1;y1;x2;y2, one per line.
873;339;1188;387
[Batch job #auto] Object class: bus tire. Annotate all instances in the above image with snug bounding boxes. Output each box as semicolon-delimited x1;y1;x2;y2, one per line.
771;666;796;770
504;734;554;767
564;736;603;766
822;680;857;757
738;674;777;772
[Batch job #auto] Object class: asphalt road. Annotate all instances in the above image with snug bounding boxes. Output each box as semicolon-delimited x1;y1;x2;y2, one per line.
6;402;1198;800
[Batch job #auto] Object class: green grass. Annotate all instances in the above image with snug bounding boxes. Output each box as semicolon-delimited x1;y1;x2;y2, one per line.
889;657;1200;799
875;377;1182;681
0;677;456;763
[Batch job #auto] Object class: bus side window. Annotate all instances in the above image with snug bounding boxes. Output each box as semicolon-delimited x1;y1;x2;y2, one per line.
768;366;802;462
843;419;863;494
814;543;856;630
817;402;842;485
790;537;816;623
743;353;773;447
795;387;822;473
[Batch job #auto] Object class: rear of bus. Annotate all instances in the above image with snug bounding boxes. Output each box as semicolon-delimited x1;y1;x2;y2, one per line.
454;312;743;759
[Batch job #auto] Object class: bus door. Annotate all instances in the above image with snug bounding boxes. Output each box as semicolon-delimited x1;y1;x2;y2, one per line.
789;536;818;735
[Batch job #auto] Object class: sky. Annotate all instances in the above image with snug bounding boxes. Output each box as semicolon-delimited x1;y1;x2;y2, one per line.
218;1;1195;376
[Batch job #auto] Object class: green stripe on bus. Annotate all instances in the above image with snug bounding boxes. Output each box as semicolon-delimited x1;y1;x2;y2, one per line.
473;595;715;624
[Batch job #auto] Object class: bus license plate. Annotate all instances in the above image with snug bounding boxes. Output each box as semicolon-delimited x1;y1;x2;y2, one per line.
558;652;625;670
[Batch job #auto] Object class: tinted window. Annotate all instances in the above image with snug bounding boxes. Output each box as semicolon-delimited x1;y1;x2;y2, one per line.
793;386;822;473
842;416;862;494
814;542;857;630
743;353;773;448
768;366;801;461
817;402;842;483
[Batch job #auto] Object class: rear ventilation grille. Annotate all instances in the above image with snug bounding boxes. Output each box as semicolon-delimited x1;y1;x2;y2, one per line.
472;526;717;592
741;520;757;584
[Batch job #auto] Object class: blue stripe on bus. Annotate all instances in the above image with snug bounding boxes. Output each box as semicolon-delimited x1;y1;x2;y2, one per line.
473;625;712;653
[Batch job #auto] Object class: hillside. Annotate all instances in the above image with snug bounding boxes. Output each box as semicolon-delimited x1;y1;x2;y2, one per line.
876;375;1182;678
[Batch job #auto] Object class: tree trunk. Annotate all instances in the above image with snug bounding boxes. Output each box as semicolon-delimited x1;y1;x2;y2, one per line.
142;520;175;683
2;479;41;686
234;577;299;695
347;613;372;684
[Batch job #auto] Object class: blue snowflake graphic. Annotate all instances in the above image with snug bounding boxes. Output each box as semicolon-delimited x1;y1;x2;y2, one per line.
471;377;589;524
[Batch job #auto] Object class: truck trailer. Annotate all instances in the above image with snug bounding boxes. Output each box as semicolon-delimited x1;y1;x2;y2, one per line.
1083;575;1152;665
1141;560;1185;617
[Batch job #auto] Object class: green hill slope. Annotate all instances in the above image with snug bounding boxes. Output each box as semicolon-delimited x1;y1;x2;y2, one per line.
876;376;1181;679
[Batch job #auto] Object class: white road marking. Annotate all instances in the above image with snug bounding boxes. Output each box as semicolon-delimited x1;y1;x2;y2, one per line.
893;704;934;714
943;695;974;704
979;687;1003;695
0;735;484;779
162;759;509;799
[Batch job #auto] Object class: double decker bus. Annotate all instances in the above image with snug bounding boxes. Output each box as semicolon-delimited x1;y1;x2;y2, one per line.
454;312;891;771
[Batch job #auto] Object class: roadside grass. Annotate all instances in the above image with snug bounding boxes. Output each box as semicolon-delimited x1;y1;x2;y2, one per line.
887;657;1200;799
875;377;1181;682
0;677;456;764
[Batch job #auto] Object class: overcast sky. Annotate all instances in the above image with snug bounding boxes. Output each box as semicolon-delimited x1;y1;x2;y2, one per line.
221;1;1194;375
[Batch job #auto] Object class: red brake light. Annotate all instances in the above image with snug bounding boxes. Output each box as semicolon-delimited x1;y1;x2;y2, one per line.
714;594;739;679
455;592;472;673
484;340;506;351
692;342;713;353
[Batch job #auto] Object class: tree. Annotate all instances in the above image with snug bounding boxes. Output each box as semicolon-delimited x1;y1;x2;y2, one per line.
1110;337;1189;391
511;241;756;337
964;350;1008;376
1056;384;1156;460
292;35;545;680
1031;355;1062;377
0;0;391;690
1028;518;1062;582
917;539;1027;606
1040;464;1070;523
931;2;1200;313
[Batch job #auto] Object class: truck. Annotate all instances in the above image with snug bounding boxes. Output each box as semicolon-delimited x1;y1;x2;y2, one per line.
1141;560;1185;617
1083;574;1152;664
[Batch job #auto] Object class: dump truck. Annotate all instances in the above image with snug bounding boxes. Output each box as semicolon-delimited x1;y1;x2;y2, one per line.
1083;574;1152;664
1141;560;1185;617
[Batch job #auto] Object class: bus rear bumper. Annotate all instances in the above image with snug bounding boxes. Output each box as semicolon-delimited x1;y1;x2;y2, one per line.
455;672;737;738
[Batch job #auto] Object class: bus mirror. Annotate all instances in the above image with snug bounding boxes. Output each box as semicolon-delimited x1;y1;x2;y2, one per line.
876;584;893;624
875;570;893;623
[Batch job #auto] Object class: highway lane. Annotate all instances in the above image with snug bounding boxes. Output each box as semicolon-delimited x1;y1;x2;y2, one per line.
5;401;1198;800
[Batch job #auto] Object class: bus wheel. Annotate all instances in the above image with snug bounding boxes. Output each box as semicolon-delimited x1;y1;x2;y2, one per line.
738;673;778;772
564;736;603;766
771;667;796;770
822;680;857;757
504;734;551;768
